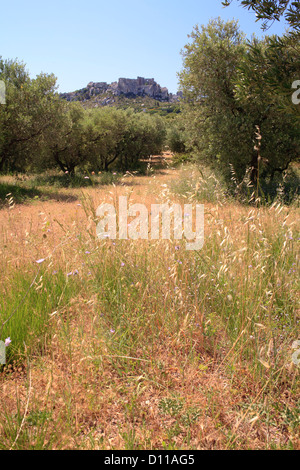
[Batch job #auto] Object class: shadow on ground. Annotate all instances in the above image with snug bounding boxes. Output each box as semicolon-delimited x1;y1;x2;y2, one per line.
0;182;78;207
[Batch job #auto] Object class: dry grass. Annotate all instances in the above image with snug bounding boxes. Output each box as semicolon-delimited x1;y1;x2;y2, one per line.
0;159;299;450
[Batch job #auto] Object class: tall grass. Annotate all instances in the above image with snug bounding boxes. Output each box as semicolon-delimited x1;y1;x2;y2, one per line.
0;266;88;362
0;164;299;449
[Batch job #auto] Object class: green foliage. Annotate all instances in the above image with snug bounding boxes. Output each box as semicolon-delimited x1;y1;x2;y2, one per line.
0;268;83;362
158;397;184;416
147;104;181;117
0;182;41;204
0;57;59;173
179;19;252;180
223;0;300;33
32;172;94;188
84;108;166;171
166;116;187;154
179;18;300;189
171;153;193;165
0;404;55;450
223;2;300;117
235;34;300;118
39;105;166;174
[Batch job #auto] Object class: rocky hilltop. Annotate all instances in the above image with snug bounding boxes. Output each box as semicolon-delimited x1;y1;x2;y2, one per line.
60;77;182;105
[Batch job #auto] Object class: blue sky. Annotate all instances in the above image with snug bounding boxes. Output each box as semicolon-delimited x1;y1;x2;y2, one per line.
1;0;289;94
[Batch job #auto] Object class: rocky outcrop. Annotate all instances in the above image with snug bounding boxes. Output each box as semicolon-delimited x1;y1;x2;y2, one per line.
117;77;168;100
60;77;182;103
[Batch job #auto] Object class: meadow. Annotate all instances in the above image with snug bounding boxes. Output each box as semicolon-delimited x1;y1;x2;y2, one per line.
0;155;299;450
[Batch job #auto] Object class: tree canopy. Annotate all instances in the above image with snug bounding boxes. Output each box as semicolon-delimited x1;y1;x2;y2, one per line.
222;0;300;33
178;18;299;187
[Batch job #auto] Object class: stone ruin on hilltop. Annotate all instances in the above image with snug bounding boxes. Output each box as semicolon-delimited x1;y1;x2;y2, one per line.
60;77;182;103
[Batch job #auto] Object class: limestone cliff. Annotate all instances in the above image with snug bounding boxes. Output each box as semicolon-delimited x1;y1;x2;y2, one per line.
60;77;181;103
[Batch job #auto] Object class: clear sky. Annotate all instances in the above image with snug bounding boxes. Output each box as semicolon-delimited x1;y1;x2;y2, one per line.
0;0;289;94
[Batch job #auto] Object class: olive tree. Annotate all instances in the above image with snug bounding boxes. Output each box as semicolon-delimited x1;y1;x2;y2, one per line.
0;57;59;172
179;18;299;185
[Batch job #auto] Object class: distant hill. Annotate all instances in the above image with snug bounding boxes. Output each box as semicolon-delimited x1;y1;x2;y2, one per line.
60;76;183;110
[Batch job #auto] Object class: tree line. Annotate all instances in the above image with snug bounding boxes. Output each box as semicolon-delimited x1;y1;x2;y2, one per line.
0;58;167;175
0;0;299;196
